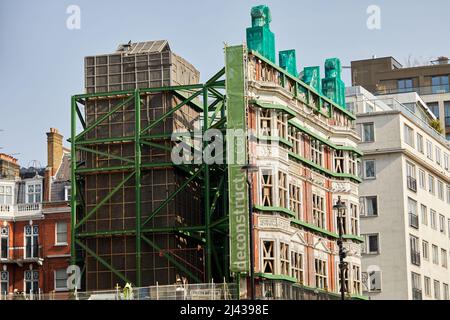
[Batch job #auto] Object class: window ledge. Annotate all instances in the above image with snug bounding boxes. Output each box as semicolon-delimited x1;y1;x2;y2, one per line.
54;243;68;247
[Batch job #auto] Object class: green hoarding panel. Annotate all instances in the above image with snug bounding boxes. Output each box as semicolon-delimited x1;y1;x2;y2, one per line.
279;50;297;77
225;45;250;274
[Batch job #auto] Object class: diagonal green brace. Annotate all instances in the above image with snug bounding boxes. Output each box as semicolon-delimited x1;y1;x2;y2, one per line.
75;171;135;229
75;95;134;142
140;89;203;134
142;168;202;227
141;235;202;283
76;239;131;284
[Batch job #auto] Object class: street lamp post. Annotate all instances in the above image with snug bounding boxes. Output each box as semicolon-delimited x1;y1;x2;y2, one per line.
242;163;258;300
333;196;347;301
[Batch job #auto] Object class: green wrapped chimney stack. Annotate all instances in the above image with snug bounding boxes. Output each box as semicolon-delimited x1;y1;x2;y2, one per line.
246;5;276;63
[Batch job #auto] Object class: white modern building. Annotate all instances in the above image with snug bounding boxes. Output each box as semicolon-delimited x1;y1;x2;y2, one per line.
347;86;450;300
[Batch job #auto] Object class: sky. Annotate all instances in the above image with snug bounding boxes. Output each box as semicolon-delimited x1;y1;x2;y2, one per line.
1;0;449;166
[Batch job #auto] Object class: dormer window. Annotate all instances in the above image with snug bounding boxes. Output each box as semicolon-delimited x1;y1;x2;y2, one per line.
27;183;42;204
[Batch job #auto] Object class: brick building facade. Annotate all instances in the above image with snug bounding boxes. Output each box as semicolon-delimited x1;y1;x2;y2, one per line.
0;128;71;297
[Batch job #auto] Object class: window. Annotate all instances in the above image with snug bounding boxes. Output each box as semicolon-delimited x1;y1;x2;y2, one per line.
398;79;413;93
424;277;431;297
426;140;433;160
364;160;376;179
260;109;272;136
0;271;8;294
291;252;304;284
0;227;8;259
444;283;449;300
411;272;422;300
55;269;68;291
276;112;287;140
280;243;290;276
445;101;450;127
421;205;428;226
434;280;441;300
445;153;449;171
444;101;450;127
408;198;419;229
27;183;42;204
288;127;302;156
310;139;323;166
314;259;327;290
441;249;447;268
430;210;437;230
403;124;414;147
360;196;378;217
447;185;450;204
422;241;429;261
334;150;345;174
262;241;275;274
349;154;357;177
64;186;71;202
289;184;302;219
24;270;39;294
278;172;288;208
56;222;68;245
406;162;417;192
312;194;326;229
449;219;450;240
418;169;426;190
428;174;435;195
363;234;379;254
350;203;358;235
25;225;39;259
410;235;420;266
428;102;440;118
361;123;374;142
0;185;13;205
432;245;439;265
261;172;273;207
339;267;349;295
436;147;442;166
431;75;449;94
416;133;424;153
437;181;444;200
352;265;361;295
439;214;446;234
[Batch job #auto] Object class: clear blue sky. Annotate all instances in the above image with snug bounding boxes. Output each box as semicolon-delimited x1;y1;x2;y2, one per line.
1;0;449;166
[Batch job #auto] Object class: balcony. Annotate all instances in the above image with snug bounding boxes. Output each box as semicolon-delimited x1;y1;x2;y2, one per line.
377;85;450;96
412;288;423;300
409;212;419;229
0;246;44;266
407;176;417;192
0;203;42;219
411;250;421;266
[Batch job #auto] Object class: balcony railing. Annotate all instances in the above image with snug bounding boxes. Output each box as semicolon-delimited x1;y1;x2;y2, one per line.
407;176;417;192
377;85;450;96
0;246;44;265
409;213;419;229
412;288;423;300
411;250;421;266
0;203;42;218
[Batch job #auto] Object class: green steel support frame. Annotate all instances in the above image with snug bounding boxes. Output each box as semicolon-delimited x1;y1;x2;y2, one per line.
70;70;230;289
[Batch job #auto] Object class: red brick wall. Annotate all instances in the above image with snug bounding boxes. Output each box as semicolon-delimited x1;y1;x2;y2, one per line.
0;209;70;294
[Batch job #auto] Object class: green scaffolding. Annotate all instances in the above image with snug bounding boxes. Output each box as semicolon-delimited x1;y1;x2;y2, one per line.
70;68;230;288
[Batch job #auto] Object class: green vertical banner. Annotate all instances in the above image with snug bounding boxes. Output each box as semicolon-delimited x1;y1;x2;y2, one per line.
225;45;250;274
